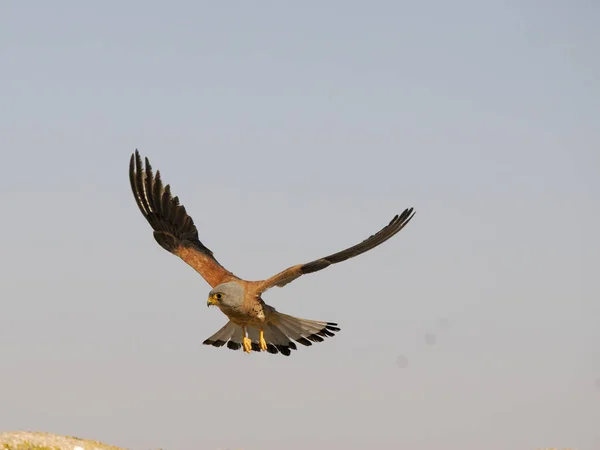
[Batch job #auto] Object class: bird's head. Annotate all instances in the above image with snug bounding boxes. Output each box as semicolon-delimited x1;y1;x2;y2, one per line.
207;281;245;310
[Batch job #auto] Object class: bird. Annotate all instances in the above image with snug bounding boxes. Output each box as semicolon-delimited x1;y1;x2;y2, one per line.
129;149;416;356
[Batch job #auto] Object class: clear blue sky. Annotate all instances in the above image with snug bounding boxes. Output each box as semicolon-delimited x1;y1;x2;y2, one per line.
1;1;599;450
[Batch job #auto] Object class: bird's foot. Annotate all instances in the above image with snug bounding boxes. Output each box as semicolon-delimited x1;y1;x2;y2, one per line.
259;330;268;351
242;336;253;353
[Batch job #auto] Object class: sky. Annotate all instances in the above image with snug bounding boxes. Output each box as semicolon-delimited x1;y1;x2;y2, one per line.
1;1;599;449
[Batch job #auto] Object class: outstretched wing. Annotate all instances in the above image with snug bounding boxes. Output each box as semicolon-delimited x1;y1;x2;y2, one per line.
129;149;239;288
255;207;416;293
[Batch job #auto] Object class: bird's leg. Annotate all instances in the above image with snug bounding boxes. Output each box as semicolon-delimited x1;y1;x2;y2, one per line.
242;327;252;354
259;329;268;351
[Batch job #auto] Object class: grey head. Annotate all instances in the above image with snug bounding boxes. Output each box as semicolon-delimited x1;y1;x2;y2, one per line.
207;281;245;310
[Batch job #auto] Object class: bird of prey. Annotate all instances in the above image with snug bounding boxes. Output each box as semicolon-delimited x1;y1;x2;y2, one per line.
129;150;416;356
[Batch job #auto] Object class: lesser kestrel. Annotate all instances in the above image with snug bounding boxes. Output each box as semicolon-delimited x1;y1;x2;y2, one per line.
129;150;415;356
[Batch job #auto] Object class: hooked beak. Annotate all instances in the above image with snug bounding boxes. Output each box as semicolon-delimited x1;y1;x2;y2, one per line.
207;295;218;308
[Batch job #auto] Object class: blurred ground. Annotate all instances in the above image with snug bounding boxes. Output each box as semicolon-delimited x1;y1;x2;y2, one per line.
0;431;126;450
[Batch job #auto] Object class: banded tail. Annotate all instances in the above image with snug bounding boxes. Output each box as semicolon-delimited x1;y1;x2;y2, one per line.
202;312;340;356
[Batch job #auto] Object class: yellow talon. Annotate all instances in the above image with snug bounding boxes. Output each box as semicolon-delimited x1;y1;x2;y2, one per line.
259;329;268;351
242;336;252;353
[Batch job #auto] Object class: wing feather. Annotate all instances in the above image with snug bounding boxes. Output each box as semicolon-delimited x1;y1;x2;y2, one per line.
255;207;415;292
129;150;238;287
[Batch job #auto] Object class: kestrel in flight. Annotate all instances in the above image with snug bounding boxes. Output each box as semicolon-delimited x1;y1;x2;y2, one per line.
129;150;416;356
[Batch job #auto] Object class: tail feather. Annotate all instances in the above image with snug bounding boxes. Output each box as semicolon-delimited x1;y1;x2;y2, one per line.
227;326;243;350
274;312;340;348
265;323;297;350
202;321;237;347
275;319;312;346
246;327;263;352
202;313;340;357
264;323;297;355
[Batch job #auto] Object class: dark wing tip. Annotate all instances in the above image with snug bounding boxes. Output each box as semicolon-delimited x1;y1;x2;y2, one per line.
312;206;417;267
399;207;416;223
129;149;208;253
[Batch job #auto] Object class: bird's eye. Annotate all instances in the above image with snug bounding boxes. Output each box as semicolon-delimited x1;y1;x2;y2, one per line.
215;293;222;299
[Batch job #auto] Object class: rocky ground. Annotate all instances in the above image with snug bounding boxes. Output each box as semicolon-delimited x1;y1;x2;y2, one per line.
0;432;127;450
